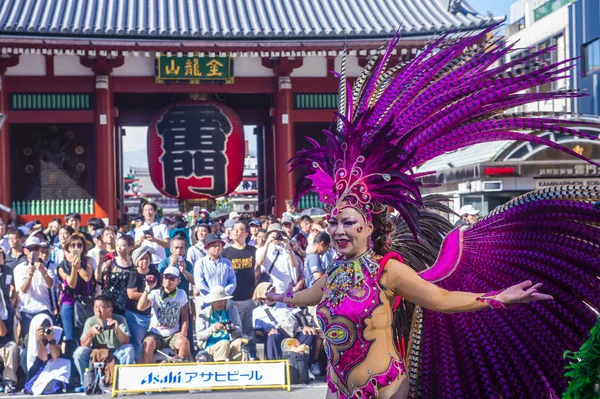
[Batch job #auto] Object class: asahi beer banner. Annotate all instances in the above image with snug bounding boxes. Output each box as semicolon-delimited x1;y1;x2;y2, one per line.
114;361;288;394
147;101;244;200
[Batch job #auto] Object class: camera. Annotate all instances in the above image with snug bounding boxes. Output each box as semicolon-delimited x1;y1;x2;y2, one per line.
96;320;114;333
275;233;284;241
43;327;53;335
222;321;236;333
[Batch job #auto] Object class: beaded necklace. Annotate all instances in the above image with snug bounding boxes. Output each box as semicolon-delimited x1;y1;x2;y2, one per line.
325;250;379;306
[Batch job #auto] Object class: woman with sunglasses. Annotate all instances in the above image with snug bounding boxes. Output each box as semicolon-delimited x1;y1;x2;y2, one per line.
56;234;94;366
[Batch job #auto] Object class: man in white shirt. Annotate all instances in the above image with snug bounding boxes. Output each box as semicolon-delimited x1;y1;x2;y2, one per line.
0;219;8;252
14;236;55;339
134;202;170;266
255;224;304;294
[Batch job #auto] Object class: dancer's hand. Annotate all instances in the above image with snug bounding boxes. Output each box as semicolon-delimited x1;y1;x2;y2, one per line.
265;283;293;303
496;280;553;305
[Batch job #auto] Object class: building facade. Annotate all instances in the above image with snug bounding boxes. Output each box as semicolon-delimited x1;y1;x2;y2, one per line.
0;0;499;224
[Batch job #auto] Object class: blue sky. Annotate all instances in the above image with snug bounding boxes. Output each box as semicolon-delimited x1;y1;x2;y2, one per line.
468;0;514;21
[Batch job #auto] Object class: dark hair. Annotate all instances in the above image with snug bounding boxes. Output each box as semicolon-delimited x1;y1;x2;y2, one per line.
64;234;88;255
171;234;188;247
313;231;331;245
258;229;267;234
6;228;23;238
60;226;75;235
268;215;278;224
300;215;313;223
88;217;106;230
258;215;268;223
52;218;63;225
141;202;158;212
102;226;118;236
65;212;81;222
371;206;394;256
94;295;113;308
118;234;134;247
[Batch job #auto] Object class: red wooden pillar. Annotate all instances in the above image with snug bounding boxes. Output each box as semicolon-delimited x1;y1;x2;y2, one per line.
273;74;295;216
81;57;123;224
0;56;19;220
93;74;116;222
263;57;303;216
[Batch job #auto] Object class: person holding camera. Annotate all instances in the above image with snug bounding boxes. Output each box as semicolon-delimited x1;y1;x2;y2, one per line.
255;224;304;294
125;247;160;361
158;236;194;295
24;314;70;395
138;267;191;363
14;236;56;339
73;295;134;392
196;286;243;361
134;203;170;267
0;251;17;393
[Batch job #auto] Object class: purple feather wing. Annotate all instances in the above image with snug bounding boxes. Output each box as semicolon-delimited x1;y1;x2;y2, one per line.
406;185;600;398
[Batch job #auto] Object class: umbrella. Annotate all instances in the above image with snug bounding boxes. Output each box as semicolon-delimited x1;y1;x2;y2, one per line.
300;208;327;217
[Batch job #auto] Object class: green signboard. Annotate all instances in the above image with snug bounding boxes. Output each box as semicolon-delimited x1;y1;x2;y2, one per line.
533;0;573;22
156;55;233;84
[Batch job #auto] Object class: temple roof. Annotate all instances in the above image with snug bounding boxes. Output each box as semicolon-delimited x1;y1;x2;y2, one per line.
0;0;499;41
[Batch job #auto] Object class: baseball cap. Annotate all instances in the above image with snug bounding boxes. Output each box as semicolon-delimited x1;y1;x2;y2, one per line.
458;205;480;216
92;230;103;240
229;211;240;219
267;223;284;234
24;236;41;248
248;219;261;226
281;215;294;224
163;266;180;278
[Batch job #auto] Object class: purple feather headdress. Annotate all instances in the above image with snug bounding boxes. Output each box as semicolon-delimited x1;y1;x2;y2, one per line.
289;25;600;237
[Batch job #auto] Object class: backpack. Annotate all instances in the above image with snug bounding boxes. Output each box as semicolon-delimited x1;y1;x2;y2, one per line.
283;352;310;384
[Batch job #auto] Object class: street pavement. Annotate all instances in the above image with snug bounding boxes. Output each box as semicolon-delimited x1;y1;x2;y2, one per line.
1;381;329;399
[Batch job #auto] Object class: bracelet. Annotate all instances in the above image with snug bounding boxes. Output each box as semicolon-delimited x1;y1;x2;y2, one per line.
285;291;294;308
476;290;506;310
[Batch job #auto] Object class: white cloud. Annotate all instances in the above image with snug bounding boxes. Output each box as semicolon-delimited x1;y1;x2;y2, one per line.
122;126;148;153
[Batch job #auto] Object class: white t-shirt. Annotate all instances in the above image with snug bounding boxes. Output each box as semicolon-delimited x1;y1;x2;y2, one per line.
259;244;300;293
134;222;170;264
148;289;188;338
14;261;55;314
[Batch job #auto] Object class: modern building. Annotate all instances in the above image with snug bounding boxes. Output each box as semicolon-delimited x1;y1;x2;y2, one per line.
418;0;600;219
0;0;500;225
570;0;600;115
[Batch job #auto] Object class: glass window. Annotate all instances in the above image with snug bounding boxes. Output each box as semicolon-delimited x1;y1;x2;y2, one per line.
583;39;600;75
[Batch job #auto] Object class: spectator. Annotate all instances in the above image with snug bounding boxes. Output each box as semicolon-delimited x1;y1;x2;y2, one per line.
455;205;480;227
199;209;211;225
226;212;240;229
158;236;194;296
0;250;16;321
134;203;170;267
5;229;26;269
0;220;8;252
44;218;62;246
211;220;222;236
281;215;296;240
255;229;267;249
86;218;106;242
101;226;117;257
187;224;210;267
100;236;134;315
282;200;301;221
252;283;315;360
87;230;104;269
50;226;73;265
65;213;92;242
222;223;257;338
24;314;69;395
73;296;134;392
295;215;314;254
247;220;261;246
117;222;129;238
14;236;55;338
138;267;191;363
304;232;330;288
126;247;160;361
195;234;236;299
259;215;270;231
38;240;60;325
196;286;242;361
56;234;94;361
127;215;143;239
0;261;17;393
256;224;303;293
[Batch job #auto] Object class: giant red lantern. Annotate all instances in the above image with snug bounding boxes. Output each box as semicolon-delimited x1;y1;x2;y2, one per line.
147;101;244;200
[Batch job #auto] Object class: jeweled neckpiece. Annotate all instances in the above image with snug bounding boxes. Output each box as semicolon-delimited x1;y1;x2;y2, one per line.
325;249;379;306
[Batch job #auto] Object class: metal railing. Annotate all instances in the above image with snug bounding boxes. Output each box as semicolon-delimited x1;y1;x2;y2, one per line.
298;192;325;210
12;199;95;216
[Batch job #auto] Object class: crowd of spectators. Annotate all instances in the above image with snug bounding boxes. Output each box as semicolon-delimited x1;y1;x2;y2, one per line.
0;199;334;393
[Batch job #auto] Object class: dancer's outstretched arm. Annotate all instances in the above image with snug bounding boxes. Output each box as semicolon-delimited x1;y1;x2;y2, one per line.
382;259;552;313
266;274;327;307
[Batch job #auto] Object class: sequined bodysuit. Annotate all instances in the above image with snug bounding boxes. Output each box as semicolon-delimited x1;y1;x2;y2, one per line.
316;251;406;399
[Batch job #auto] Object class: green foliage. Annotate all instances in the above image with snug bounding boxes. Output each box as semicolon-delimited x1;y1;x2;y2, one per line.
563;318;600;399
